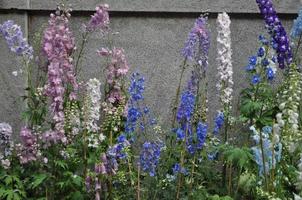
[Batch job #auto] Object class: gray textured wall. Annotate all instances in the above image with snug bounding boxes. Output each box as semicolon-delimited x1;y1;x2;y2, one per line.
0;0;300;132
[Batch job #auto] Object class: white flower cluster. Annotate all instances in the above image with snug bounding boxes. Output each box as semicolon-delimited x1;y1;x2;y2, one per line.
275;65;302;149
216;12;234;110
84;78;105;148
0;122;13;169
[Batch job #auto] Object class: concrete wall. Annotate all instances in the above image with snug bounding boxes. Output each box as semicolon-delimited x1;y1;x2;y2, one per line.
0;0;300;132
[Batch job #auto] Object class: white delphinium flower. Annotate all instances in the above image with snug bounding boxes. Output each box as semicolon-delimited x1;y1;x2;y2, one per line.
216;12;233;113
84;78;105;148
0;122;13;169
276;64;302;149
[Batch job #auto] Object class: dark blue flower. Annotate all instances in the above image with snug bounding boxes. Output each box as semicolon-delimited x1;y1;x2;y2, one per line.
176;91;196;124
252;74;261;84
176;128;185;141
259;35;269;45
261;58;269;66
258;47;265;57
213;112;224;135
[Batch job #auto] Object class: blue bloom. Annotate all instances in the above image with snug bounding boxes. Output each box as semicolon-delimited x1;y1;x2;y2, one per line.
128;73;145;101
196;122;207;150
258;47;265;57
259;35;269;45
249;56;257;66
266;68;274;80
139;141;163;176
172;163;187;175
252;75;260;84
176;128;185;141
261;58;269;66
213;112;224;135
246;64;255;71
176;91;196;123
0;20;33;60
291;8;302;38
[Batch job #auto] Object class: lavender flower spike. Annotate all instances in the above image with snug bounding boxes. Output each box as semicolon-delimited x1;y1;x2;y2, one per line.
0;20;33;60
256;0;292;68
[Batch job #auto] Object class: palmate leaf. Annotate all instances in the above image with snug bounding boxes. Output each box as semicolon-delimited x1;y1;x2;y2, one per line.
30;174;48;189
222;146;254;169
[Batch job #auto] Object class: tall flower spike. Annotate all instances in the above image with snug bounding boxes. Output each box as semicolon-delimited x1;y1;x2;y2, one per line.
84;78;105;148
42;7;78;138
216;12;233;114
256;0;292;68
0;20;33;61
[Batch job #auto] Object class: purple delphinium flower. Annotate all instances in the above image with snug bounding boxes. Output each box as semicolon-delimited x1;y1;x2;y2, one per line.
0;20;33;60
256;0;292;68
42;9;78;138
213;112;224;135
184;16;210;94
86;4;109;32
139;141;163;176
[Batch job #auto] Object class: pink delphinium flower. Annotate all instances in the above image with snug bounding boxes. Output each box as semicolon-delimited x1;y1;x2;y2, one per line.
18;127;38;164
98;47;129;104
42;8;78;140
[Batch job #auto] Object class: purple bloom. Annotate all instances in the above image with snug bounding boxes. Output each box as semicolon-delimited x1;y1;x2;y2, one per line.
266;67;274;80
0;20;33;60
86;4;109;32
258;47;265;57
256;0;292;68
249;56;257;66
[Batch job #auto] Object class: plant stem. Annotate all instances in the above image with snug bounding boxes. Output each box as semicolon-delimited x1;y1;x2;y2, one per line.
189;155;196;199
228;163;233;196
83;130;88;178
137;165;141;200
75;32;89;75
259;129;269;191
172;59;187;128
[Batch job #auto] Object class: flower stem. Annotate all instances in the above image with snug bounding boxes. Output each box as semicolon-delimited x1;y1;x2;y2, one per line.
137;165;141;200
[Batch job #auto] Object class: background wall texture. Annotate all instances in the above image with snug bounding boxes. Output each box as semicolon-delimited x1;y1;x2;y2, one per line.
0;0;301;132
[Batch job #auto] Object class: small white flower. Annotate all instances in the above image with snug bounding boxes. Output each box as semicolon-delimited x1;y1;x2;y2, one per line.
12;71;18;76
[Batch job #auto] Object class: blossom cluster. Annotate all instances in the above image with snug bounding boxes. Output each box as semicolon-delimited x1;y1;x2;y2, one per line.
250;126;282;176
275;64;302;150
86;4;110;32
246;35;277;84
0;20;33;61
0;123;13;169
18;127;39;164
42;8;78;140
98;47;129;104
216;12;233;112
83;78;104;148
256;0;292;68
139;141;163;176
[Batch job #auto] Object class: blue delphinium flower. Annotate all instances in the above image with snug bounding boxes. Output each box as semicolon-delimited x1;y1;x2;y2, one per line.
139;141;163;176
261;58;269;67
246;64;256;71
258;47;265;57
172;163;188;175
196;122;208;150
249;56;257;66
176;91;196;124
266;68;274;80
213;112;224;135
252;75;261;84
291;8;302;38
175;128;185;141
256;0;293;68
0;20;33;60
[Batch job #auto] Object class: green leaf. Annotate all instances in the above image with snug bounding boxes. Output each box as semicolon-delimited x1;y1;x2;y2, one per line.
30;174;48;189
